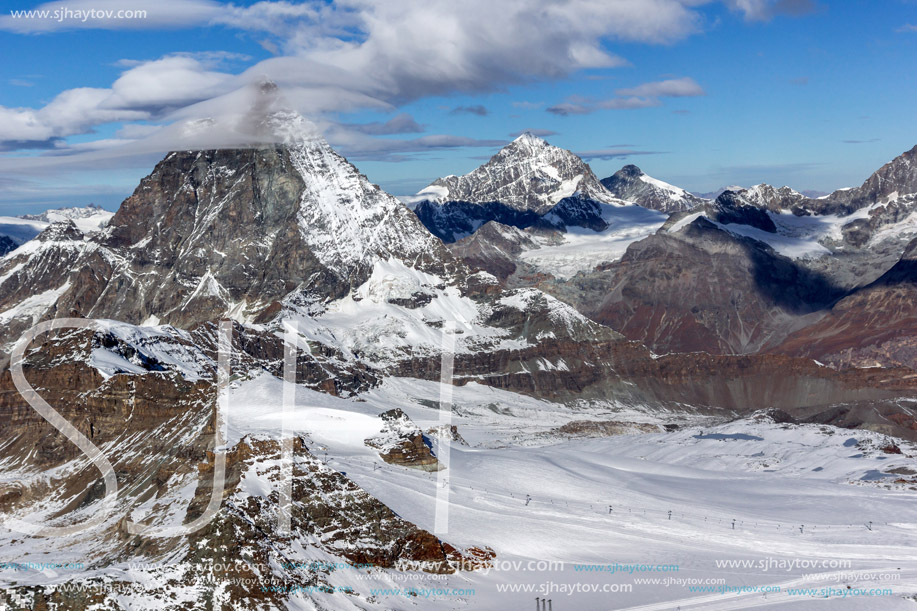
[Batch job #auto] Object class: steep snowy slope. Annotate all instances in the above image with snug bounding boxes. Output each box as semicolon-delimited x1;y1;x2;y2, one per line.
413;133;628;242
418;132;618;214
601;164;708;213
8;370;915;609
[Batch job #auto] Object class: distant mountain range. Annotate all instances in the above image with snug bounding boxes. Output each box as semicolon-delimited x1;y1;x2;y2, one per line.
411;134;917;374
0;203;112;255
693;186;829;200
2;114;916;608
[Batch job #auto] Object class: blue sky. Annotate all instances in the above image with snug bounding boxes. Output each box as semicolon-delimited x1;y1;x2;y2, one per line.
0;0;915;214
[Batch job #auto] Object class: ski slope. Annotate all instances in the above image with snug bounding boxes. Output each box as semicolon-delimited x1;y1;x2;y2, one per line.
222;375;917;609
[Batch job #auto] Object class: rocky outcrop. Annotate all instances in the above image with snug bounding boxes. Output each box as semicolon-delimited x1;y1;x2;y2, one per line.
0;339;488;609
446;221;543;283
413;199;542;243
805;144;917;216
552;420;662;438
731;184;808;213
365;408;440;471
704;191;777;232
0;235;17;256
391;332;917;439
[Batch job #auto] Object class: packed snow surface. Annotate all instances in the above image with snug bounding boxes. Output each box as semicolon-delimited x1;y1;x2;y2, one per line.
217;375;917;609
4;364;916;609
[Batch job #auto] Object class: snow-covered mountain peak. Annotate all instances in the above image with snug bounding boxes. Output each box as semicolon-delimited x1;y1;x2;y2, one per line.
284;131;448;279
733;183;807;212
601;165;706;213
259;109;323;147
506;130;551;150
0;136;457;333
414;134;616;215
0;204;113;252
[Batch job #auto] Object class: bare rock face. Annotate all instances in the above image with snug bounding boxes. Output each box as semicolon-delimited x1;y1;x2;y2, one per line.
0;117;456;341
446;221;542;283
0;235;15;256
806;144;917;216
774;237;917;369
365;408;440;471
553;217;842;355
703;191;777;232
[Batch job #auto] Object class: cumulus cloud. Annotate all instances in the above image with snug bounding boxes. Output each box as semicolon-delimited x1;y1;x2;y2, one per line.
0;0;798;192
0;0;720;152
0;89;147;148
0;55;237;149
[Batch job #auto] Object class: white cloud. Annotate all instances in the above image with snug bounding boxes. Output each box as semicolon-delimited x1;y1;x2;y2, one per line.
547;77;704;115
0;2;746;183
547;96;661;115
0;56;235;148
616;76;705;97
725;0;817;22
105;56;235;110
0;89;147;146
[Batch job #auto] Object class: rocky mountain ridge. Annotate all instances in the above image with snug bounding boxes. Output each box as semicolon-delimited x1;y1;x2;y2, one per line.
412;133;625;242
600;164;707;213
444;142;917;374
